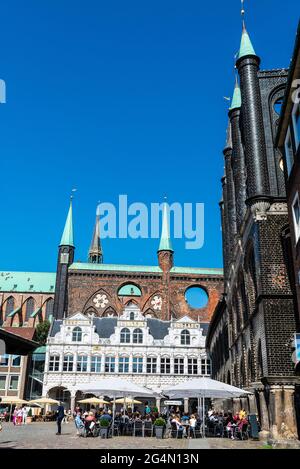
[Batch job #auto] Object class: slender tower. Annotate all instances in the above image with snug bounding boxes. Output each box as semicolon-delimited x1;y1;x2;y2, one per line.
53;198;75;319
236;20;270;215
223;119;237;254
157;201;174;320
88;205;103;263
228;76;247;230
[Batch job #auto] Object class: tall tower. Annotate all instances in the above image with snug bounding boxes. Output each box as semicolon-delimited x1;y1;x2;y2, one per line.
223;119;236;256
236;22;270;215
228;76;247;230
53;198;75;319
88;206;103;263
157;201;174;272
157;201;174;320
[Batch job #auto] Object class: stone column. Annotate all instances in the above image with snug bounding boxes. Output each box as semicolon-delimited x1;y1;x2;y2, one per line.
156;398;161;413
248;394;258;414
184;398;189;413
70;392;76;413
259;390;270;439
282;387;298;440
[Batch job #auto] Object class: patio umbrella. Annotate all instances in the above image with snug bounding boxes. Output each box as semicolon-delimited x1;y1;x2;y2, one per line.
78;397;111;405
164;377;251;438
27;398;59;405
79;378;156;436
0;397;29;421
114;398;142;405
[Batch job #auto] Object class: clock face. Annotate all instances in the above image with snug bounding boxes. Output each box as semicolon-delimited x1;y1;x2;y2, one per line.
93;293;109;309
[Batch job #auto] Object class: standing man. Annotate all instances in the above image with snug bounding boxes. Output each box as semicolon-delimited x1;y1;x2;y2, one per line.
56;402;65;435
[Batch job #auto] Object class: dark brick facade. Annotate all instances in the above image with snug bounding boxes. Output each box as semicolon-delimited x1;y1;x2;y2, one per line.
207;23;300;441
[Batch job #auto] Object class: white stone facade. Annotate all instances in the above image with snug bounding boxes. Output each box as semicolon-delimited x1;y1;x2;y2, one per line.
43;303;211;404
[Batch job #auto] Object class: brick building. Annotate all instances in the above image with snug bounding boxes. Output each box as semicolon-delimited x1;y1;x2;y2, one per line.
206;20;300;443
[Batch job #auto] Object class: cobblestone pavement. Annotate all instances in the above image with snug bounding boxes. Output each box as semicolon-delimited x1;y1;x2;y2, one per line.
0;423;266;449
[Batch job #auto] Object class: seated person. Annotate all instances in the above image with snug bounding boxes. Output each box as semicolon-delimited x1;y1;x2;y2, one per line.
100;410;112;422
181;412;190;423
85;411;96;423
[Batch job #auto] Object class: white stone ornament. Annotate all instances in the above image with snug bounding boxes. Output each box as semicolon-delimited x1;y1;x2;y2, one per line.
151;295;162;311
93;294;109;309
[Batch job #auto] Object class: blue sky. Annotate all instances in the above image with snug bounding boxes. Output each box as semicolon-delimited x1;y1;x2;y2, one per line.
0;0;299;272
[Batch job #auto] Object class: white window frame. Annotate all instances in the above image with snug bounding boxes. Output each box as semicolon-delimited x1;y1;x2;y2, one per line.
49;355;60;372
292;191;300;243
63;354;74;372
9;375;19;390
0;374;7;390
174;357;184;374
77;355;88;372
118;356;129;373
160;357;171;374
132;357;143;373
105;356;115;373
91;355;101;373
146;357;157;374
188;358;198;375
292;101;300;150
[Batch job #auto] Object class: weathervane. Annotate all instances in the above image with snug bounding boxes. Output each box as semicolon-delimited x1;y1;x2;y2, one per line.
70;188;77;200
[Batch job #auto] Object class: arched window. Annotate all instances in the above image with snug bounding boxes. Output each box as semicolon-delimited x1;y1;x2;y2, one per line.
181;329;190;345
72;327;82;342
120;328;130;344
130;312;135;320
227;370;231;385
25;297;35;321
133;328;143;344
257;341;264;379
5;296;15;316
45;298;54;320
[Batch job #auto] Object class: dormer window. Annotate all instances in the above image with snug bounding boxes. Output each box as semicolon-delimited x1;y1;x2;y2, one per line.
133;328;143;344
72;327;82;342
130;312;135;320
181;329;190;345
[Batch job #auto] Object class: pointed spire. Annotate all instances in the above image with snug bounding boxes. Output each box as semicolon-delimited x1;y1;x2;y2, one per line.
158;200;173;252
238;21;256;60
60;198;74;247
88;205;103;263
229;75;242;110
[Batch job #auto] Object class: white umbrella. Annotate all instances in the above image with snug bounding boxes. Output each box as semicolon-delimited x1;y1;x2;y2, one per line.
78;378;156;436
164;377;251;438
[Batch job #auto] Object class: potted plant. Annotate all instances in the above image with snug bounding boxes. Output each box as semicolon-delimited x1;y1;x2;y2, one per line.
99;418;110;438
26;408;33;424
154;417;166;439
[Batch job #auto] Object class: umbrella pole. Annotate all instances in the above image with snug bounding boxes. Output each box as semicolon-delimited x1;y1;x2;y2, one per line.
202;396;205;439
112;396;116;438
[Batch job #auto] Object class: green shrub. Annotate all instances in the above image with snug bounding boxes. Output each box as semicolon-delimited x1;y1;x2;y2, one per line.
154;417;166;427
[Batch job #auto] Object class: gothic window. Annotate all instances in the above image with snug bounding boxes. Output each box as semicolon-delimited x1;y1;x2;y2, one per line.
63;355;74;372
227;370;231;385
257;341;264;379
146;357;157;374
45;298;54;320
240;275;249;324
132;357;143;373
5;296;15;316
247;350;254;384
119;356;129;373
105;356;115;373
25;297;35;321
77;355;88;372
188;358;198;375
181;330;190;345
49;355;60;372
72;327;82;342
120;328;130;344
174;358;184;374
91;356;101;373
160;357;170;374
133;328;143;344
240;357;245;386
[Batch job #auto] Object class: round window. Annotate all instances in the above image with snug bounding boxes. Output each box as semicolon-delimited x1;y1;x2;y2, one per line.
185;286;208;308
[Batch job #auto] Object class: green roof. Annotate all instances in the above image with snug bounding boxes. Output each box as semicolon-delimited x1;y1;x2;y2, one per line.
60;200;74;247
69;262;223;276
0;272;56;293
229;77;241;110
158;202;173;252
238;24;256;60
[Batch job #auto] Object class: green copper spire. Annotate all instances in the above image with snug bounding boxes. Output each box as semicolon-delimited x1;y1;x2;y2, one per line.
60;199;74;247
229;76;242;110
238;22;256;59
158;201;173;252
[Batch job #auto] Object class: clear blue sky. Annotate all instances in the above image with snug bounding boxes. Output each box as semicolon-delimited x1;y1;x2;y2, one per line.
0;0;298;272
